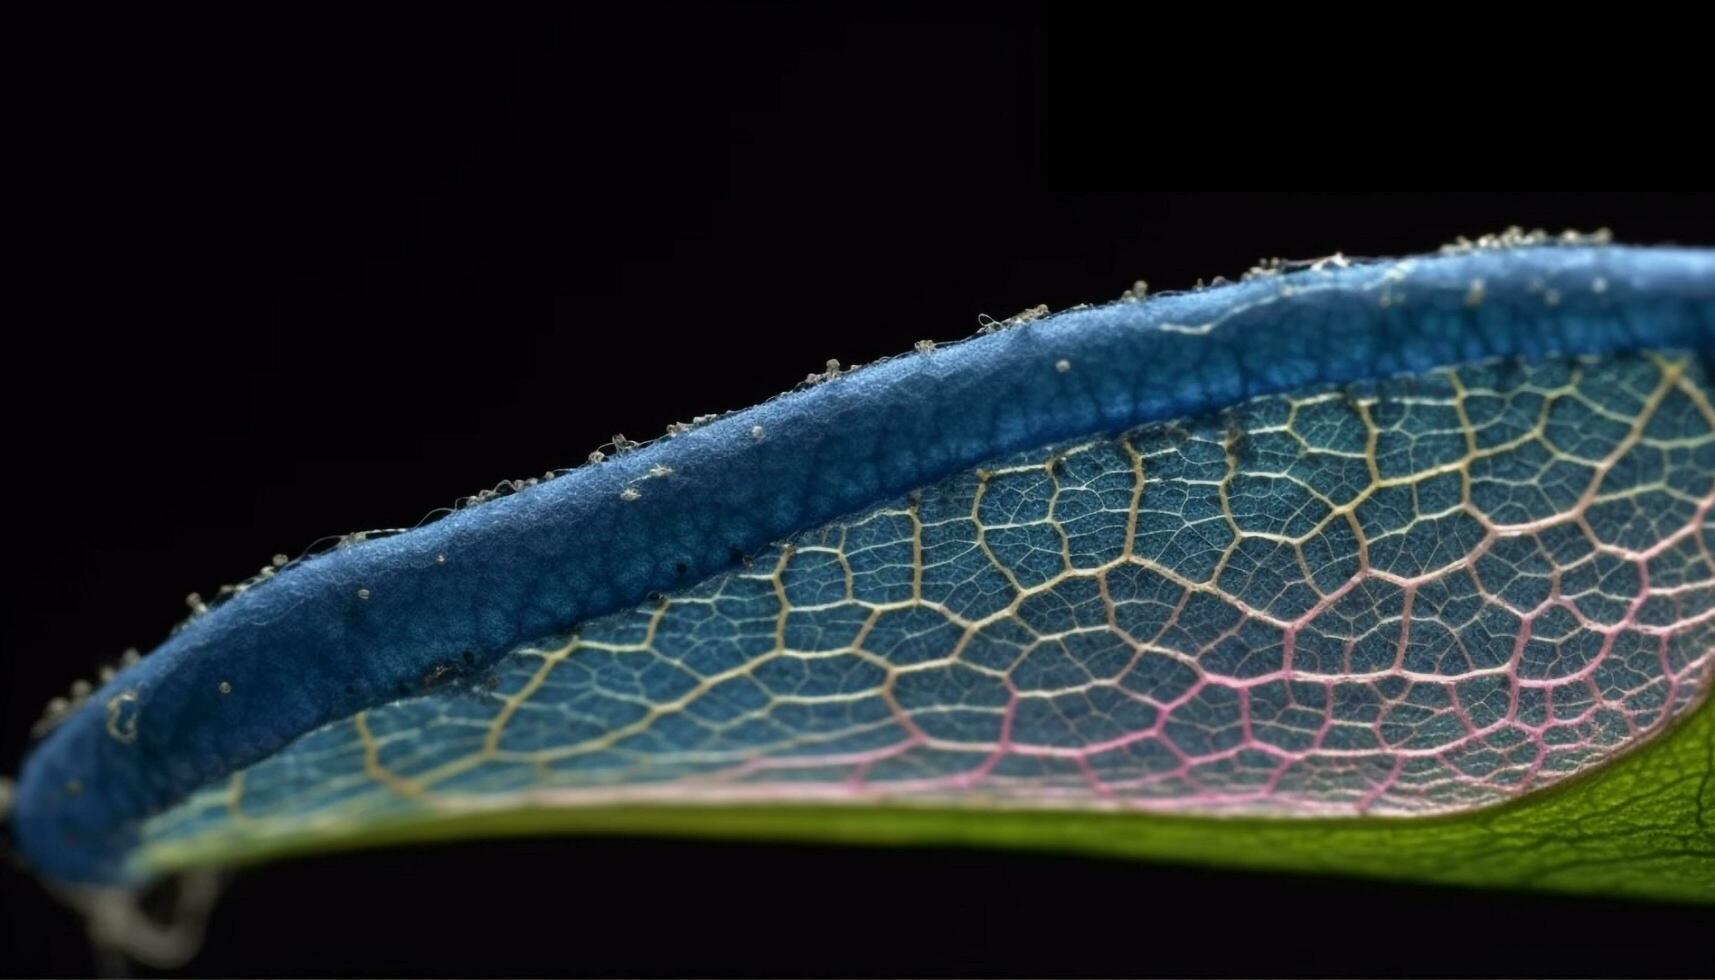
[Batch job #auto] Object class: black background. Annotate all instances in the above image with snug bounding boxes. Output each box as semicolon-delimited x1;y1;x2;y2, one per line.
5;8;1713;978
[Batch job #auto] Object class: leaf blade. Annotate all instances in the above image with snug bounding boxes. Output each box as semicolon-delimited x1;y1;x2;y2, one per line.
15;243;1715;900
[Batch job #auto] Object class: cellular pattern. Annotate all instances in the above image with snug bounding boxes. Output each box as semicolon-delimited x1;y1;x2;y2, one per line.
20;242;1715;885
145;348;1715;853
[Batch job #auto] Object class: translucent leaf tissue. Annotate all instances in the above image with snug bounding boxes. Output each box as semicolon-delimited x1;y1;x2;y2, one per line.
13;236;1714;919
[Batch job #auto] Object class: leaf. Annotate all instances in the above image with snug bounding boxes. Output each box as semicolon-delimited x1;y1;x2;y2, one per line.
13;241;1715;906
